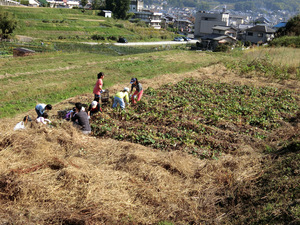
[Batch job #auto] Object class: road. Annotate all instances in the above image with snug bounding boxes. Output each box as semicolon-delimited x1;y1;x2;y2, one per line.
82;40;199;46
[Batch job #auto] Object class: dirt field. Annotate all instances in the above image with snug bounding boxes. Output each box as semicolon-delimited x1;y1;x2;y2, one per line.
0;65;299;224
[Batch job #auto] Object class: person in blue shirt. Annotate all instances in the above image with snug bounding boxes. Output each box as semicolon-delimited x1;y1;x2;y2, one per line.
35;103;52;118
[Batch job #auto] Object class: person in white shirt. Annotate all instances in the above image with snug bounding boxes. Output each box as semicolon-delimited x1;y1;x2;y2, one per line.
36;112;51;125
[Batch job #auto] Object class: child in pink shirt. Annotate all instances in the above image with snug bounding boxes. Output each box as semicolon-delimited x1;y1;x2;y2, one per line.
93;72;104;103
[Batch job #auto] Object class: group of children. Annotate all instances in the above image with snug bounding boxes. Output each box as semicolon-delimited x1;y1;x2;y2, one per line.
94;72;144;110
16;72;144;134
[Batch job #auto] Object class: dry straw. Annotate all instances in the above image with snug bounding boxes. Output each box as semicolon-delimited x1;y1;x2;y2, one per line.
0;64;298;224
0;115;262;224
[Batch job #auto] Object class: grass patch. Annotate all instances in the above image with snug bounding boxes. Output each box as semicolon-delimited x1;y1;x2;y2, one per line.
0;50;220;118
225;47;300;80
2;6;175;42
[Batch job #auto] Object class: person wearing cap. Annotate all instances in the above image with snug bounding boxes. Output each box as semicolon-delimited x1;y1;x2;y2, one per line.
93;72;104;103
35;103;52;118
88;100;102;118
112;87;130;110
130;78;143;104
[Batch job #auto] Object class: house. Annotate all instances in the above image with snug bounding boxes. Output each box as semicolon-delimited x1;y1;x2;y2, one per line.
47;0;79;8
254;16;271;25
13;48;35;57
165;14;176;23
131;10;162;29
212;26;237;38
173;19;192;33
129;0;144;12
28;0;40;7
242;25;275;44
273;22;287;31
0;0;21;6
102;10;112;18
229;15;244;26
194;9;229;37
200;34;237;51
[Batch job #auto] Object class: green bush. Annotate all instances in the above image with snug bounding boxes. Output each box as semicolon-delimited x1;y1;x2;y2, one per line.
214;44;230;52
91;34;105;40
107;36;117;41
20;0;29;5
270;36;300;48
115;23;124;28
244;40;252;47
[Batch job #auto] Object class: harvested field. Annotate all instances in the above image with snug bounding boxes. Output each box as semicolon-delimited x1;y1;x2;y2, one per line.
0;65;299;224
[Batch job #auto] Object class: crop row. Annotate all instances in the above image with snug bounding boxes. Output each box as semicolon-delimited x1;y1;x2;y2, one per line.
90;78;299;158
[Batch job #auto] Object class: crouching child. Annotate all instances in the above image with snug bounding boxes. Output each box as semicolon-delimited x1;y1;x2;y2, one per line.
112;87;130;110
71;102;91;135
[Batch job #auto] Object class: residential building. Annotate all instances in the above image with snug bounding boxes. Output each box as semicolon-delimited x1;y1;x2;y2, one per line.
212;26;237;38
47;0;79;8
29;0;39;7
132;10;162;29
174;19;192;33
129;0;143;12
194;10;229;37
229;15;244;26
200;34;237;51
273;22;287;31
242;25;275;44
102;10;112;18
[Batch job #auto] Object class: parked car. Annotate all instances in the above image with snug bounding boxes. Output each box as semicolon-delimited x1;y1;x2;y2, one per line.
182;36;192;41
118;37;128;43
173;37;184;42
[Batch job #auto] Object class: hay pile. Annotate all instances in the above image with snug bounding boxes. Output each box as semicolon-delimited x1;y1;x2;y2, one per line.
0;119;262;224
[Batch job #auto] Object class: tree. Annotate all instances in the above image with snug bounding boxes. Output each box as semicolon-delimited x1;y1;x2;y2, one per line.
105;0;130;20
91;0;105;10
0;10;17;39
81;0;88;8
276;14;300;37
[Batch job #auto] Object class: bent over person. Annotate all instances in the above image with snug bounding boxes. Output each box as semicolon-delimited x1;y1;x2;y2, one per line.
71;103;91;135
35;103;52;118
130;78;143;104
112;87;130;110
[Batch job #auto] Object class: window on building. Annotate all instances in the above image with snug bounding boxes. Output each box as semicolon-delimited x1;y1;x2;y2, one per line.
247;32;253;36
257;33;263;37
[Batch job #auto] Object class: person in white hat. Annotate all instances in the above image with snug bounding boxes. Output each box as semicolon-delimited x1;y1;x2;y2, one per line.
112;87;130;110
87;100;102;118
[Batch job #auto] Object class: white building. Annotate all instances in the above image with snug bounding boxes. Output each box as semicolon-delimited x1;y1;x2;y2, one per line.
133;10;162;29
47;0;79;8
29;0;39;7
129;0;162;29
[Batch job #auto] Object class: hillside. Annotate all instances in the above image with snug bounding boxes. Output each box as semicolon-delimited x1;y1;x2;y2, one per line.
164;0;300;12
0;63;299;224
1;6;174;42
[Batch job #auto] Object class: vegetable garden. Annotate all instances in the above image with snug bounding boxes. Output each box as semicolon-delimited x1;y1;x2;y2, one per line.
90;78;299;158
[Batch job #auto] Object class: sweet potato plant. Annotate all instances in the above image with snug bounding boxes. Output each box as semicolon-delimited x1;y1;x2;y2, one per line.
91;78;299;158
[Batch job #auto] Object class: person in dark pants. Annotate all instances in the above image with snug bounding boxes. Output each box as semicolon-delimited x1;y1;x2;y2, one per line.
93;72;104;103
35;103;52;118
71;103;91;135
